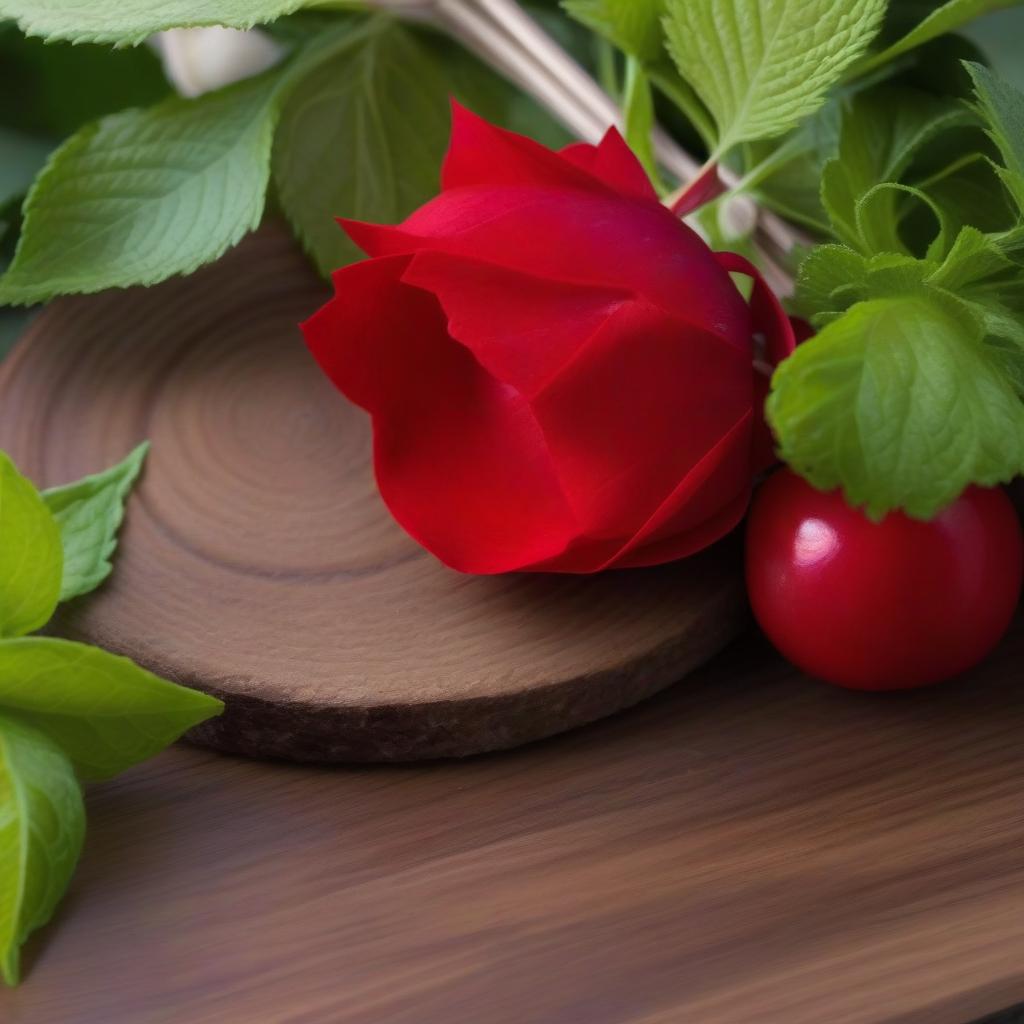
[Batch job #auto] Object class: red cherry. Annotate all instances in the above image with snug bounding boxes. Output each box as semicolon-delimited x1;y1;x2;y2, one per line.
745;469;1023;690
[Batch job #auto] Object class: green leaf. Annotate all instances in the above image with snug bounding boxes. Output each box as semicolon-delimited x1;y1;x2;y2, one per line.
0;715;84;987
928;224;1017;290
0;453;61;638
914;152;1018;242
821;87;972;251
623;58;664;193
0;70;281;305
0;23;170;138
858;0;1024;75
794;245;941;323
964;61;1024;213
0;0;308;45
855;181;949;257
793;244;868;322
0;638;223;781
272;19;451;277
663;0;886;155
562;0;665;62
767;291;1024;519
42;443;149;603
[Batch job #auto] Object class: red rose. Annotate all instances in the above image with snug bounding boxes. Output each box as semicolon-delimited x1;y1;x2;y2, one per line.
302;105;794;574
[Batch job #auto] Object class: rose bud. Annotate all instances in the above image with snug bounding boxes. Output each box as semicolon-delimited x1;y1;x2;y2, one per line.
302;104;794;574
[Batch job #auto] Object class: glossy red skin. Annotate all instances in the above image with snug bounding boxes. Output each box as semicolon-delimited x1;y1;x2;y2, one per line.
746;470;1023;690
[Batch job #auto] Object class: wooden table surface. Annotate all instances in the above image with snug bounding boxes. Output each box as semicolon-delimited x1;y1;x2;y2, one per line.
3;617;1024;1024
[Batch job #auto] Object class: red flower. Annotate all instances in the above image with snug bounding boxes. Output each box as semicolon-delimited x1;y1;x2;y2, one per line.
302;105;794;574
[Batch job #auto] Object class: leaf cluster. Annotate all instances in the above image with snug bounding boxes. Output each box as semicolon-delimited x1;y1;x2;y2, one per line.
0;5;567;301
0;446;222;984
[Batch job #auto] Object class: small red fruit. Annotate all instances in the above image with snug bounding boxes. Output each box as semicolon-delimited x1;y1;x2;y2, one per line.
745;469;1023;690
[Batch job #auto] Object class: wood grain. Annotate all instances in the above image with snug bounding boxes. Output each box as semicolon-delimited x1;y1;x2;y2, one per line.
3;618;1024;1024
0;222;744;762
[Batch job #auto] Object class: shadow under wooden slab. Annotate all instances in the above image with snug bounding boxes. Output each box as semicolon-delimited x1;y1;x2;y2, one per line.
3;614;1023;1024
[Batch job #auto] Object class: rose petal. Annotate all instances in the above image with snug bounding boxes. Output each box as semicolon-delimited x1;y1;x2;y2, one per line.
401;251;630;397
601;412;754;568
301;255;580;573
342;190;750;343
715;251;796;472
560;127;658;203
442;101;608;194
530;301;751;539
715;251;795;366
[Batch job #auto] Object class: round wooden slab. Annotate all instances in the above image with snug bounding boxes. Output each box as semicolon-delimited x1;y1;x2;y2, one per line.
0;223;745;762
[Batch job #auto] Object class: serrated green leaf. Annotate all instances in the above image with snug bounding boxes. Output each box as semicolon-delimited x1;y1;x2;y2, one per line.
42;443;149;603
929;224;1017;289
0;70;281;306
821;88;972;251
0;715;83;986
768;290;1024;519
562;0;665;62
272;19;451;277
793;244;868;321
0;453;61;638
858;0;1024;76
663;0;886;156
965;61;1024;213
0;638;222;781
794;245;942;323
0;0;308;45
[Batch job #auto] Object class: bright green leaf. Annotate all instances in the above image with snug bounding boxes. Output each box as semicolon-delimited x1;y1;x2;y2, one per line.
855;181;949;257
42;443;149;603
0;0;308;45
793;244;868;322
562;0;665;62
0;715;84;986
858;0;1024;75
965;61;1024;212
768;291;1024;519
272;19;450;277
929;224;1017;289
663;0;886;155
794;245;941;323
0;638;223;782
0;453;61;638
0;70;281;305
